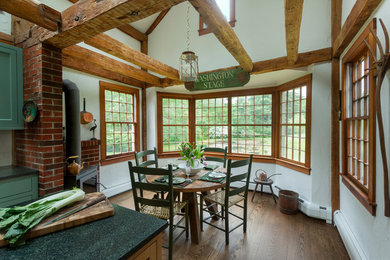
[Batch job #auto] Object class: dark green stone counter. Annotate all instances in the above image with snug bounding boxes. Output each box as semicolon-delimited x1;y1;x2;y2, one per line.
0;165;38;181
0;204;168;260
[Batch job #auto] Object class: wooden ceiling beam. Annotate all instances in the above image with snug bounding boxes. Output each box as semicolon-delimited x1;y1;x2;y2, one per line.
333;0;381;57
117;24;147;42
202;48;332;75
85;33;180;80
0;32;14;45
18;0;185;48
145;8;171;35
63;45;163;86
0;0;61;31
63;54;147;88
252;48;332;74
284;0;304;64
189;0;253;72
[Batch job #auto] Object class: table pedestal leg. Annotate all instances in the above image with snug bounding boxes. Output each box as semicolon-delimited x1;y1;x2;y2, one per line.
182;192;201;244
201;191;219;220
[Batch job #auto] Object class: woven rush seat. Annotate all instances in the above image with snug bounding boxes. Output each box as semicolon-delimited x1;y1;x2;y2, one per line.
140;201;187;220
204;190;245;208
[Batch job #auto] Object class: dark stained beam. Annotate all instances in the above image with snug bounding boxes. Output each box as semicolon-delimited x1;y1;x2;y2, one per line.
331;0;342;216
189;0;253;72
145;8;170;35
252;48;332;74
0;0;61;31
63;45;163;86
63;54;147;88
17;0;185;48
118;24;147;42
333;0;382;57
84;33;179;79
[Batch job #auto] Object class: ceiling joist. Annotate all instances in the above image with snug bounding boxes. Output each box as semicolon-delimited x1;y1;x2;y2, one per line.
19;0;185;48
117;24;147;42
189;0;253;72
63;45;163;86
145;8;171;35
284;0;304;64
0;0;61;31
85;33;180;80
252;48;332;74
333;0;382;57
63;54;147;88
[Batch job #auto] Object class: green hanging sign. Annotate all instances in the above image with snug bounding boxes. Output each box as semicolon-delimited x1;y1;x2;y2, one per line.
184;68;250;91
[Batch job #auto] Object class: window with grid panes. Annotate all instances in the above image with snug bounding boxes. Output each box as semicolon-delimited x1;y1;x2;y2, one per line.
280;86;308;164
162;98;189;152
341;19;376;215
231;95;272;155
100;81;139;164
195;98;228;148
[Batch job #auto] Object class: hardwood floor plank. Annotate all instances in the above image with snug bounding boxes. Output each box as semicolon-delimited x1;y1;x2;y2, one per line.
109;190;349;260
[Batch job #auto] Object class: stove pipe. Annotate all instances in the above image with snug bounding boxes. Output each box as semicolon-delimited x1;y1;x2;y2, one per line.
63;79;81;164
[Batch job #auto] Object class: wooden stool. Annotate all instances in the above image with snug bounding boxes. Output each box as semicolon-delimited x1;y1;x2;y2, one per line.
251;178;277;204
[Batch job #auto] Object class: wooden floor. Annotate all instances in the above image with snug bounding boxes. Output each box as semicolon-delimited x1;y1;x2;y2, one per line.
109;190;349;260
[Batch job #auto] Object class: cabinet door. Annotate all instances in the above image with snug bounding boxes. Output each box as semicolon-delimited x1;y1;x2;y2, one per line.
0;43;23;129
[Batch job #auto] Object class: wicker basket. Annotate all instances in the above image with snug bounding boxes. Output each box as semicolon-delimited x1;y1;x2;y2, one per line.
279;190;298;215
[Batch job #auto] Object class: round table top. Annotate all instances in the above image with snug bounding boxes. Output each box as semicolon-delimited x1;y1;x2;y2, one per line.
146;167;226;193
253;178;274;184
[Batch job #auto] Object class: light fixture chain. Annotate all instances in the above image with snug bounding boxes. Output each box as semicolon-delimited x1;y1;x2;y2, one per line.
186;2;190;51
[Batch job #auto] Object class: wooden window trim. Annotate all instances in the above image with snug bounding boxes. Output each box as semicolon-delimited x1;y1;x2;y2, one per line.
278;75;312;169
198;0;236;36
100;81;140;166
341;19;377;215
156;75;312;174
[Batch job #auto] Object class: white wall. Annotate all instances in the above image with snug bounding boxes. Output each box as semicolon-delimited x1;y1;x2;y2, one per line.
338;0;390;259
148;0;331;72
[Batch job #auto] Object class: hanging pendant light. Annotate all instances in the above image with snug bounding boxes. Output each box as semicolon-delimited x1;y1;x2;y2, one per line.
179;3;199;82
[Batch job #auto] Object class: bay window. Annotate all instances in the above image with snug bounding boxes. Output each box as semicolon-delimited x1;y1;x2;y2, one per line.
157;75;312;174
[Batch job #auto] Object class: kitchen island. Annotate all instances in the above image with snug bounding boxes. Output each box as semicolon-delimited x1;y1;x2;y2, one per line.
0;204;168;260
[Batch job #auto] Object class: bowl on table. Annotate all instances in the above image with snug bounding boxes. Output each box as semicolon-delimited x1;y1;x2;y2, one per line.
178;163;204;176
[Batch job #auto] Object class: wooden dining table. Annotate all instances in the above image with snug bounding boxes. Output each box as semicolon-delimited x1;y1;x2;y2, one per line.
146;167;226;244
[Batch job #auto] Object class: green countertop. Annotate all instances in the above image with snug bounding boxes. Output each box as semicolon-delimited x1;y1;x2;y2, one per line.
0;165;38;181
0;204;168;260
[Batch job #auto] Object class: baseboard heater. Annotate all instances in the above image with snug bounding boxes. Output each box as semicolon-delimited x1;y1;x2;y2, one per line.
334;210;367;260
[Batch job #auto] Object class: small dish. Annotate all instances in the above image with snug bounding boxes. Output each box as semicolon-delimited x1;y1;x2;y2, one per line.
209;172;226;178
162;165;178;170
171;177;186;184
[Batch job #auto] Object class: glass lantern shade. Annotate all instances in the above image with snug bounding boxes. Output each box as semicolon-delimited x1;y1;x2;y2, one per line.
179;51;199;82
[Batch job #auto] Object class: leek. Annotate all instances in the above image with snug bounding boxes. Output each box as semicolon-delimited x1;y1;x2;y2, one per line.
0;189;85;246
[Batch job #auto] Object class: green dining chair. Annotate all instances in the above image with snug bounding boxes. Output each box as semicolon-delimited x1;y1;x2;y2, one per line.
203;146;228;168
199;154;253;245
128;162;189;260
134;147;159;197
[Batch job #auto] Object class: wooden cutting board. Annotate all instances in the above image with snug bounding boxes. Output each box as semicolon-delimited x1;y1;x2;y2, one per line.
0;192;114;247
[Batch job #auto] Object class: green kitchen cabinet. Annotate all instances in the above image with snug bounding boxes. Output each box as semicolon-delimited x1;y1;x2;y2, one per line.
0;166;38;207
0;42;24;130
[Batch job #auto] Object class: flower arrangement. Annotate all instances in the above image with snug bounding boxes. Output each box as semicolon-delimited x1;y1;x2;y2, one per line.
178;142;206;168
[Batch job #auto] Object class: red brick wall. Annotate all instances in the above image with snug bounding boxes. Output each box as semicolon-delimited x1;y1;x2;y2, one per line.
81;140;100;167
15;43;64;196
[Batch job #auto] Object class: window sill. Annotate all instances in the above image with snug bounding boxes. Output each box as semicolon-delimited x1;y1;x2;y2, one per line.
341;174;376;216
198;20;236;36
100;152;135;166
157;152;310;174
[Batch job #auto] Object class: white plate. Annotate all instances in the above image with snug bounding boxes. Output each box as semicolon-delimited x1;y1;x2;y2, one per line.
172;177;186;184
162;165;178;170
209;172;226;178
